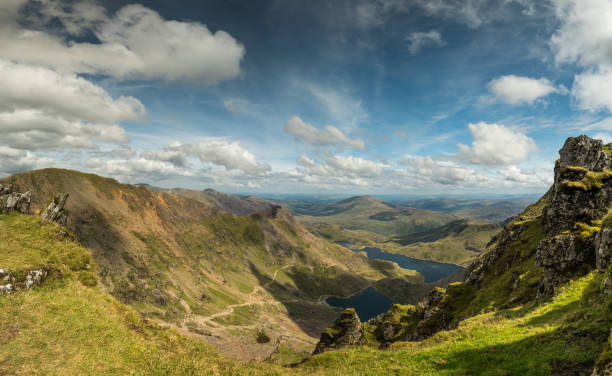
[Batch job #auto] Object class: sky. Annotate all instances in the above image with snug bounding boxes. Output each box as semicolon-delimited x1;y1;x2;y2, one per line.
1;0;612;195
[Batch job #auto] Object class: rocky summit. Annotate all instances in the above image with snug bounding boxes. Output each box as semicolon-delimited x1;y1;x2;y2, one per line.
313;308;366;354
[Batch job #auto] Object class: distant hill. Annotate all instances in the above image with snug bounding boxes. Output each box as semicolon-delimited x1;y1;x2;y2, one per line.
288;195;458;238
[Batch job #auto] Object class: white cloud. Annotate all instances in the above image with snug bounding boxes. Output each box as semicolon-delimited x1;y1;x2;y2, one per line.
551;0;612;112
86;157;195;179
498;166;552;186
324;155;384;177
551;0;612;68
1;1;245;84
284;116;366;150
593;133;612;144
571;68;612;112
401;155;488;185
297;155;316;167
487;75;566;105
0;60;144;150
457;122;537;165
303;83;369;129
0;146;54;175
407;30;446;54
144;140;270;175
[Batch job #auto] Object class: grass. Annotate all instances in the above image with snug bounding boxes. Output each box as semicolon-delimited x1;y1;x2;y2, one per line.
302;272;612;375
561;169;612;191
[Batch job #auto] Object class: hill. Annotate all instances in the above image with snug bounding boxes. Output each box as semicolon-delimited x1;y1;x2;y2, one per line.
291;195;458;238
0;168;418;362
168;188;274;216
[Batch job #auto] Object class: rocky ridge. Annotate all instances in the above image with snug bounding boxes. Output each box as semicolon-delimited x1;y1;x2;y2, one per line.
314;135;612;369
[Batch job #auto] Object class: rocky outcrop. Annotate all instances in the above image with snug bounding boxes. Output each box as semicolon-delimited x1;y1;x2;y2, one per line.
536;234;594;299
40;193;69;226
543;136;612;235
596;228;612;273
313;308;366;354
0;183;32;214
536;136;612;297
0;268;47;295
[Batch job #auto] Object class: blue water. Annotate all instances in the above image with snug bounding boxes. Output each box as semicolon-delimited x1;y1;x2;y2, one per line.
325;286;393;321
355;247;463;283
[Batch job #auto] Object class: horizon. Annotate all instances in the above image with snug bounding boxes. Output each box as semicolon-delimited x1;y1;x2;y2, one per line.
1;0;611;195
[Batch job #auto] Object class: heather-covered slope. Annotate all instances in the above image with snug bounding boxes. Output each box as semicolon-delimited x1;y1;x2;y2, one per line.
0;168;416;361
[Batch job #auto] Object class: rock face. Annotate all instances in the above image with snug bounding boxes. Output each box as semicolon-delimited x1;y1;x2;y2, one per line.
536;234;594;298
0;183;32;214
313;308;366;354
536;136;612;298
596;228;612;273
40;193;69;226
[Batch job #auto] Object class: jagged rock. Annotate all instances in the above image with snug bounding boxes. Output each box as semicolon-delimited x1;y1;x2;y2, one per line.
25;269;47;289
536;234;594;299
41;193;69;226
0;185;32;215
313;308;366;354
543;136;612;235
558;136;612;172
0;268;14;295
596;228;612;272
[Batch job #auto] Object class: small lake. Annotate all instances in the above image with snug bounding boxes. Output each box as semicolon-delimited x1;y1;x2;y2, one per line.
325;286;393;321
355;247;463;283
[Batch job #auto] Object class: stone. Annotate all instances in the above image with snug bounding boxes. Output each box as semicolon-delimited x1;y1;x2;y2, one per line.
25;269;47;289
558;135;612;172
536;234;595;299
313;308;366;354
596;228;612;273
40;193;69;226
0;190;32;214
592;328;612;376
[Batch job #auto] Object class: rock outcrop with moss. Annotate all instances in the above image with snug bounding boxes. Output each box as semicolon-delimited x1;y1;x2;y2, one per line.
0;183;31;214
313;308;366;354
593;328;612;376
40;193;69;226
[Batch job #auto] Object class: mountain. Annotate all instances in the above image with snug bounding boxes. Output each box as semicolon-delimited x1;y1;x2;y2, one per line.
310;136;612;374
168;188;274;216
0;168;417;362
290;195;458;238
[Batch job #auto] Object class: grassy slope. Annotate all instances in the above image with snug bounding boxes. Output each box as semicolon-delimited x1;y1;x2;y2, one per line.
0;213;283;375
0;169;417;361
303;272;612;375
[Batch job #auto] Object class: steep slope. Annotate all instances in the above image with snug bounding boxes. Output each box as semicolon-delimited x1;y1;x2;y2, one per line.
311;136;612;374
169;188;274;216
0;168;416;361
294;195;458;238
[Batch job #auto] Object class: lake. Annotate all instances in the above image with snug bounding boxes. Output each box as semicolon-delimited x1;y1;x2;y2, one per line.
355;247;463;283
326;243;464;321
325;286;393;322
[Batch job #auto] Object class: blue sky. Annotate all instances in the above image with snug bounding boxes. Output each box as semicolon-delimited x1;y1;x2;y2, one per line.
1;0;611;195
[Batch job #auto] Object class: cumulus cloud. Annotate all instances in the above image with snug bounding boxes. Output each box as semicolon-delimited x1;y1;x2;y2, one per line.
498;166;552;186
0;146;54;175
401;155;488;185
0;60;145;150
1;1;245;83
571;68;612;112
487;75;567;105
407;30;446;54
551;0;612;112
86;157;195;179
457;122;537;165
284;116;366;150
142;140;270;175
